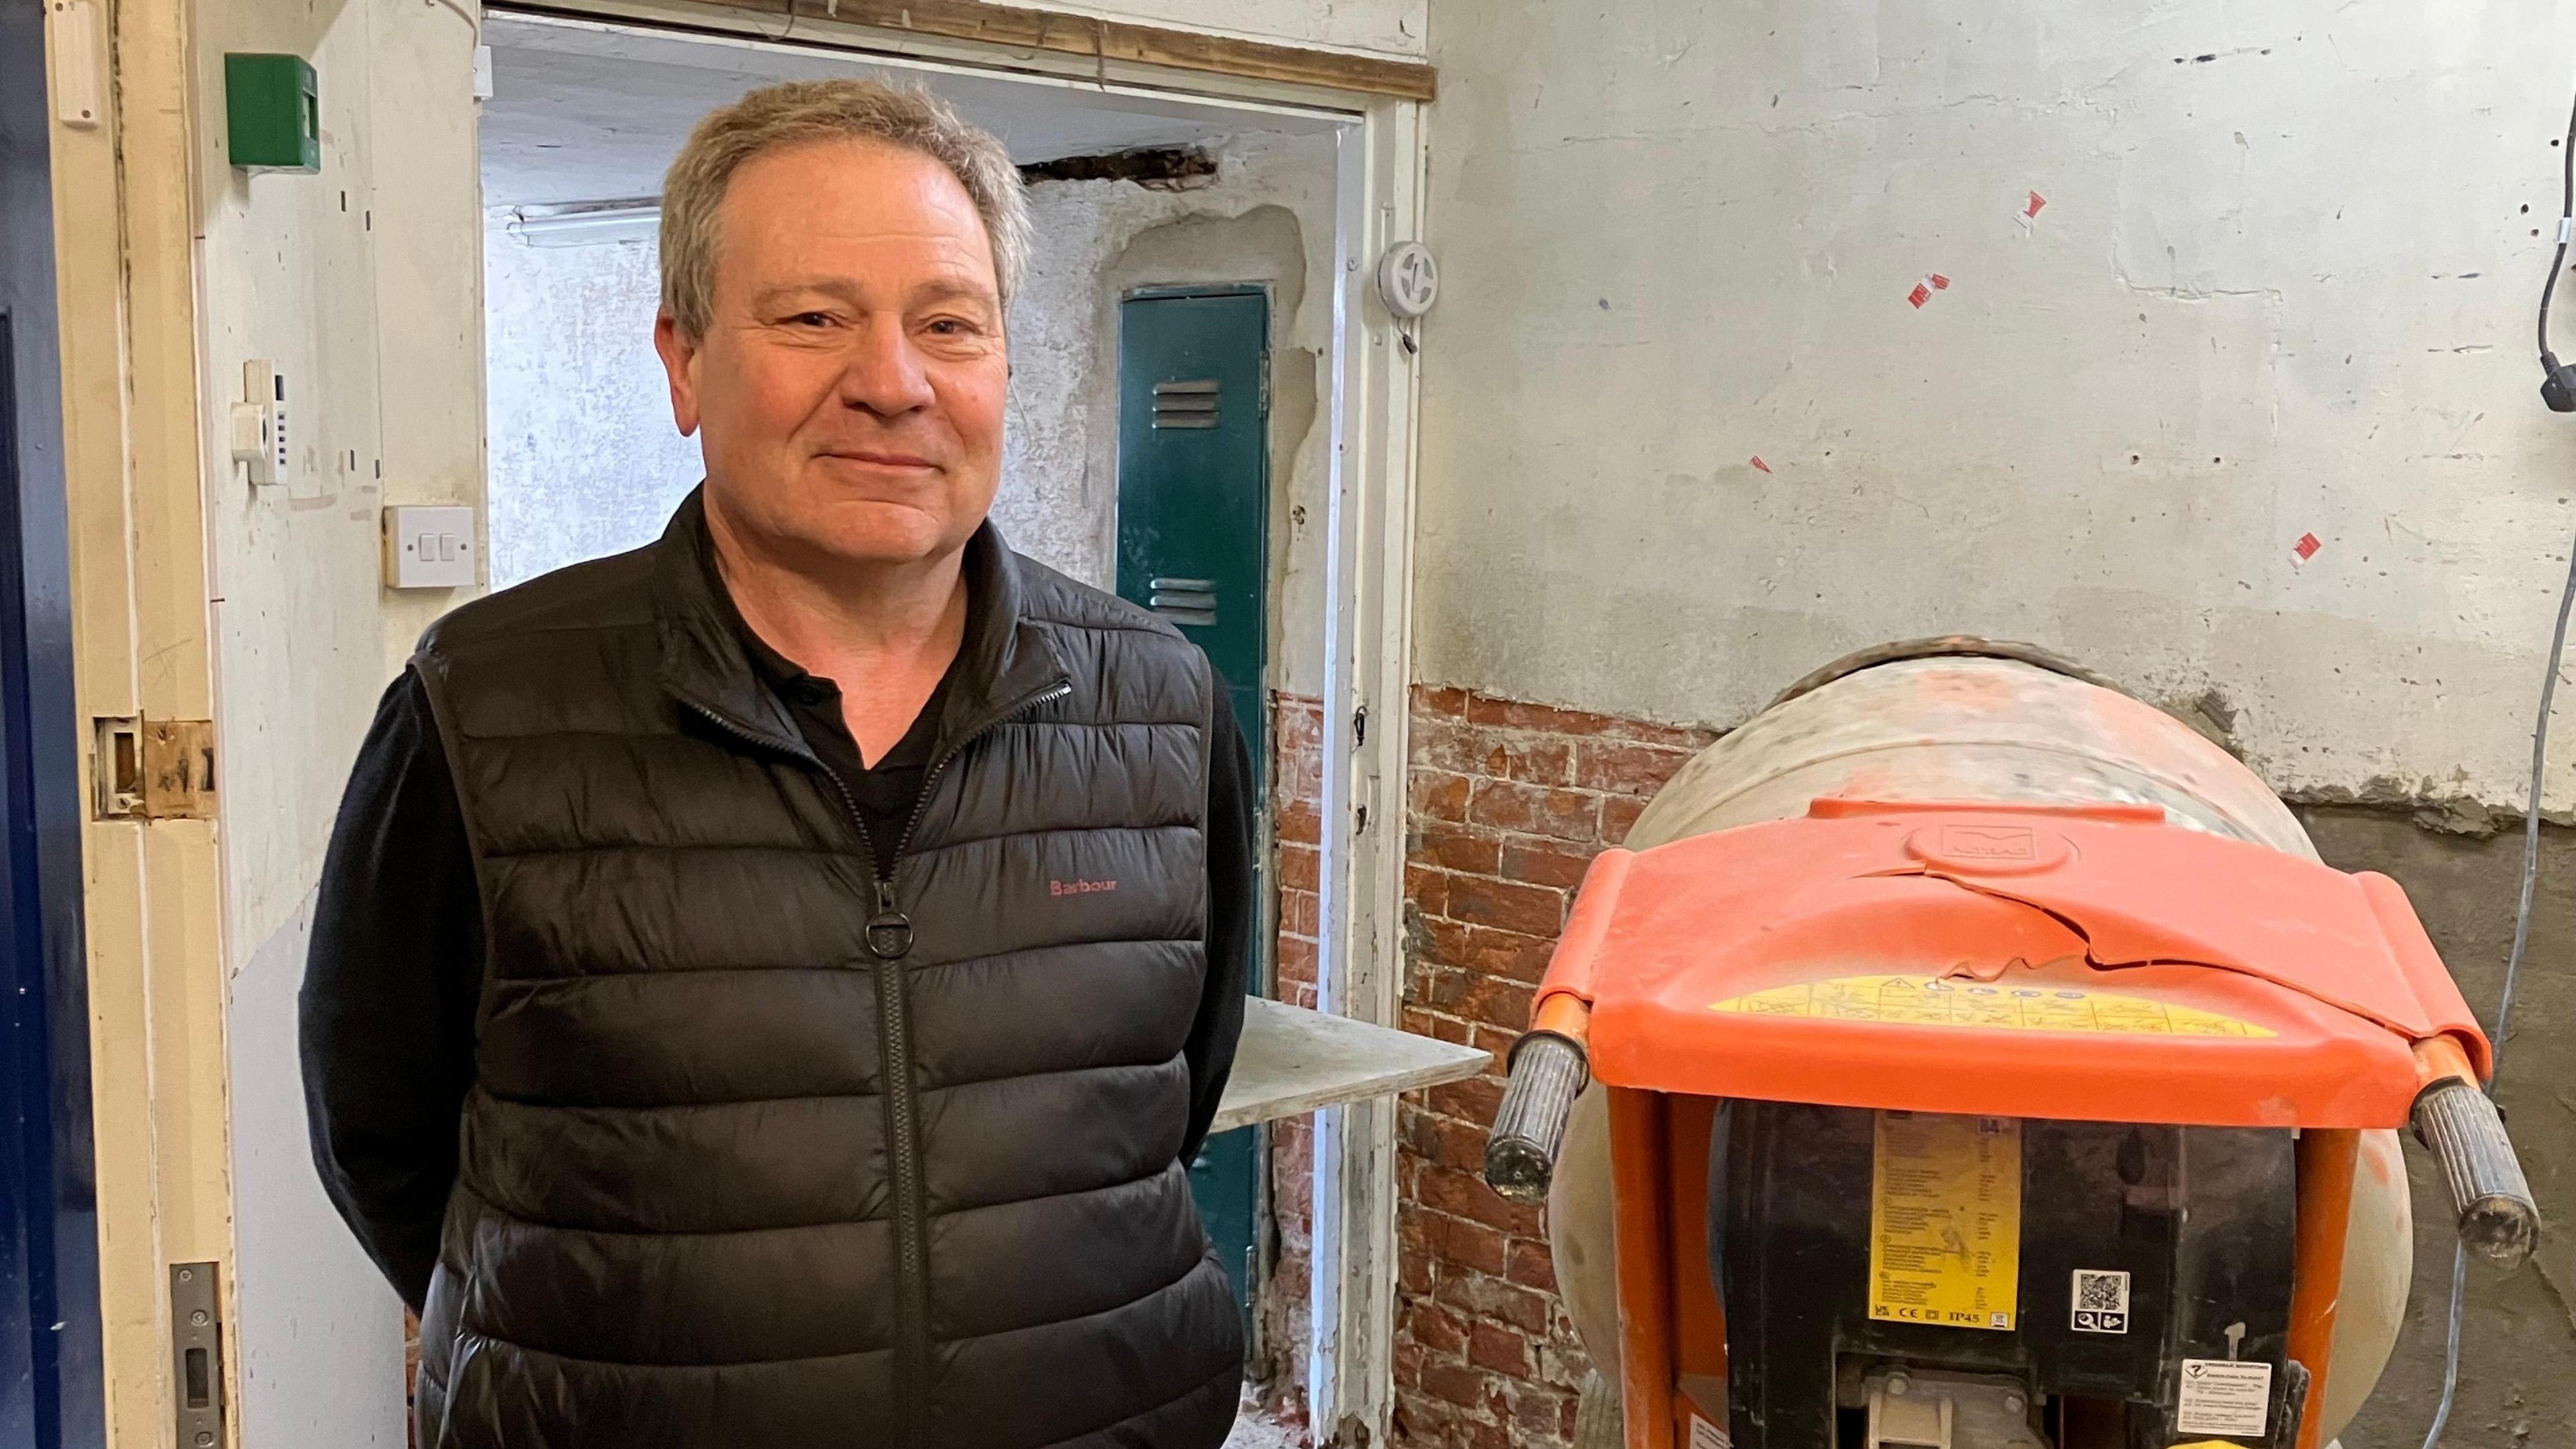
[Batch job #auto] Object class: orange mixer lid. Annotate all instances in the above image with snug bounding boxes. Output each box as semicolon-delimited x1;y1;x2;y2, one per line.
1539;800;2489;1128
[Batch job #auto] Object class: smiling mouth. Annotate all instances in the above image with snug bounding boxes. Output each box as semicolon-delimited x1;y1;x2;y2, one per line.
824;451;939;470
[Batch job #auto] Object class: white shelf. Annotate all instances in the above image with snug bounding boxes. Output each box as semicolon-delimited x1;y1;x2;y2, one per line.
1210;996;1492;1134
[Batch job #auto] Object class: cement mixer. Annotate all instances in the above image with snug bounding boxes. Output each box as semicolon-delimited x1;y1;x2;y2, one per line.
1482;641;2537;1449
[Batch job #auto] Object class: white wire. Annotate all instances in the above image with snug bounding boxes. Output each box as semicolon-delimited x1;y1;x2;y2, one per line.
2417;526;2576;1449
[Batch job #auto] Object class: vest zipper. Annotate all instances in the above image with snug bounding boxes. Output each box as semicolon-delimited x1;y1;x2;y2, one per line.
890;680;1074;860
687;678;1069;1444
869;675;1071;1444
682;700;929;1431
867;871;929;1449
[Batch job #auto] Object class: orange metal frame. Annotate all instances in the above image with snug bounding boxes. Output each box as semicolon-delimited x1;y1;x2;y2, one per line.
1540;802;2487;1128
1609;1088;1674;1449
2287;1130;2358;1449
1598;1090;1735;1449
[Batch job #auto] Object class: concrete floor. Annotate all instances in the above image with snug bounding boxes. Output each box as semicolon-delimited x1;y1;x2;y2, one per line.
2296;806;2575;1448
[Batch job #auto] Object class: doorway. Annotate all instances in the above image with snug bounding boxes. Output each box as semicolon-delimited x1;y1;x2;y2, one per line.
472;7;1352;1424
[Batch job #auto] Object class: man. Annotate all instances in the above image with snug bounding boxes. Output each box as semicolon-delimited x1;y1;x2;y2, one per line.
301;80;1254;1449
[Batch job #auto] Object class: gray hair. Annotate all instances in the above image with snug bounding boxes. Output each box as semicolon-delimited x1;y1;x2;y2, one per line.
659;78;1030;338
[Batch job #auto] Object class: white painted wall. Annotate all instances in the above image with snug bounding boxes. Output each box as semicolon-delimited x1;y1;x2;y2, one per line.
484;222;700;588
1416;0;2576;812
192;0;483;1440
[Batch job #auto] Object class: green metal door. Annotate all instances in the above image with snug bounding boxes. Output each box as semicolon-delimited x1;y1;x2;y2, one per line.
1115;288;1269;1330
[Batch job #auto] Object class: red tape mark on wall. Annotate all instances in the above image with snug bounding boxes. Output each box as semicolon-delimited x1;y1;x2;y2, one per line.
2294;532;2322;561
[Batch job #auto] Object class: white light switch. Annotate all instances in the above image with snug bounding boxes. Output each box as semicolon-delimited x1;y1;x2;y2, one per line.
384;506;478;589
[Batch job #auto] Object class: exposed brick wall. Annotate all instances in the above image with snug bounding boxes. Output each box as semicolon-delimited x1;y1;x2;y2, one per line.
1261;687;1715;1446
1261;696;1326;1421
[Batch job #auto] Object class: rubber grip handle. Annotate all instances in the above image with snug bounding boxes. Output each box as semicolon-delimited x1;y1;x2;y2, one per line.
1484;1032;1589;1204
2413;1081;2542;1269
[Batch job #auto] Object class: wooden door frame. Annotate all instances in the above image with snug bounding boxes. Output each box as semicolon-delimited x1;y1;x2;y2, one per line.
1306;93;1421;1449
497;11;1429;1439
43;1;241;1444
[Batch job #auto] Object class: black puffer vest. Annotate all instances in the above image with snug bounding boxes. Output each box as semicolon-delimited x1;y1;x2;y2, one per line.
407;496;1243;1448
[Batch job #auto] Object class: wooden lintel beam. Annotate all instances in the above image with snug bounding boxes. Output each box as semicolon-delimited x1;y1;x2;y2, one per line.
663;0;1438;102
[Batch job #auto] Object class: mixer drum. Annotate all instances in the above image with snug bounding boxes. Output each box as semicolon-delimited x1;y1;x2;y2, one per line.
1542;647;2409;1445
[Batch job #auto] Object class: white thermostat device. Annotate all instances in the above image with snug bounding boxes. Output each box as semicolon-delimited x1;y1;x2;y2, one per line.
1375;240;1438;319
384;506;479;590
229;360;284;488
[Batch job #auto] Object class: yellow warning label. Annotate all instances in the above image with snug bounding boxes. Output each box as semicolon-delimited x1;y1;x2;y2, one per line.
1711;974;2271;1037
1868;1112;2022;1332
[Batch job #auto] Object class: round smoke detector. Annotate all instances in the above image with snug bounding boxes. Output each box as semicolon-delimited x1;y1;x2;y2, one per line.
1375;241;1439;319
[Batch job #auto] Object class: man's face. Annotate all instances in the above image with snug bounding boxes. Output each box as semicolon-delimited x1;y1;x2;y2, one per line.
657;138;1008;572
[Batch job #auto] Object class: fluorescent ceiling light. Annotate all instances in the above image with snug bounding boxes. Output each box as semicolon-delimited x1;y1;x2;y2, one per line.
504;201;661;248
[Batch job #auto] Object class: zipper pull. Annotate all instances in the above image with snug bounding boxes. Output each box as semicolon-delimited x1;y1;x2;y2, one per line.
867;877;912;961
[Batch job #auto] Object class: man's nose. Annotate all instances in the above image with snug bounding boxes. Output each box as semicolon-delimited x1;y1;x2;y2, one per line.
835;317;938;417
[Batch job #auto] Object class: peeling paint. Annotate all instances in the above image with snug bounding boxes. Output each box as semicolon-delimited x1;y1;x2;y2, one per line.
1008;131;1340;695
2279;779;2568;839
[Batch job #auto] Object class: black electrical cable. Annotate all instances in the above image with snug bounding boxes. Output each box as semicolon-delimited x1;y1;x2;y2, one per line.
2538;81;2576;407
2420;85;2576;1446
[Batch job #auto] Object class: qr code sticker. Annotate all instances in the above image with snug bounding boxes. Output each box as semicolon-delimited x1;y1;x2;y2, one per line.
2071;1269;2131;1334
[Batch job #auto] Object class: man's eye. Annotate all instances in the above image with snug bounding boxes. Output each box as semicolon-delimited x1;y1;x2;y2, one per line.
926;318;971;336
786;311;833;327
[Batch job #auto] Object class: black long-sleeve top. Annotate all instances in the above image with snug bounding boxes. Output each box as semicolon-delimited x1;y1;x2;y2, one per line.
299;567;1256;1311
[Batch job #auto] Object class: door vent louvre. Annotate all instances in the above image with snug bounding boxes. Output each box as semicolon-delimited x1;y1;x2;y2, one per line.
1147;576;1219;627
1152;379;1220;429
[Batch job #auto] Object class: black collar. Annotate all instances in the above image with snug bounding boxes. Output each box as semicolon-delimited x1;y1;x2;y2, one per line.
651;486;1066;764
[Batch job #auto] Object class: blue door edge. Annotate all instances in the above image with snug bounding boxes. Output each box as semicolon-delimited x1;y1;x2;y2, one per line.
2;5;111;1443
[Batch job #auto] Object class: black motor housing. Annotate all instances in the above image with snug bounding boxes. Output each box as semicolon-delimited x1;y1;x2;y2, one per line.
1716;1103;2308;1448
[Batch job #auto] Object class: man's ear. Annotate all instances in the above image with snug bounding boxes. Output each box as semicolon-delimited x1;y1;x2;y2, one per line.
653;311;702;438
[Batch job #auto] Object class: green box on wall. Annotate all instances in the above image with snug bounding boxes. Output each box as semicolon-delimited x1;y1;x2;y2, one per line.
225;53;319;173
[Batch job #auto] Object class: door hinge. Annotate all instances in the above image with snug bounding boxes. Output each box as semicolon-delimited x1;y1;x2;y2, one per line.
170;1261;226;1449
93;717;217;820
1258;347;1272;416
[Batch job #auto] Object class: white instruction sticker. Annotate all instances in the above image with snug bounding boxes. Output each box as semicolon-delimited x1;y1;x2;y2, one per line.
1686;1413;1730;1449
2176;1358;2272;1438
